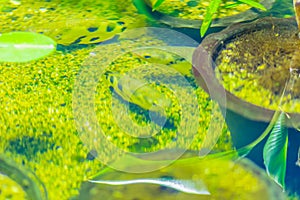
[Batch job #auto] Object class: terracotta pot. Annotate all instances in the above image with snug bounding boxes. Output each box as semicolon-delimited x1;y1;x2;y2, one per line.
192;17;300;194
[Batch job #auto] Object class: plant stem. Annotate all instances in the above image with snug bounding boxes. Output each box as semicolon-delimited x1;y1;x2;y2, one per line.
294;0;300;34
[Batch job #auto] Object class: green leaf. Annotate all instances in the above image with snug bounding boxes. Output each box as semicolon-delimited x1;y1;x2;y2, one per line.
0;31;56;63
200;0;222;37
238;0;267;11
152;0;166;11
263;112;288;188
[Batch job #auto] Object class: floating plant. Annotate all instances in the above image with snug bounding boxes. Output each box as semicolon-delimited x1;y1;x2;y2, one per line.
0;31;56;62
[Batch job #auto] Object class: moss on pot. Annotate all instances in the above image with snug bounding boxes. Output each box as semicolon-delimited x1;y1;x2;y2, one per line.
215;23;300;113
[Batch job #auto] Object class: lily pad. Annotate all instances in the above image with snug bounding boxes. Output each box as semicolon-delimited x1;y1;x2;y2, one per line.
0;32;56;63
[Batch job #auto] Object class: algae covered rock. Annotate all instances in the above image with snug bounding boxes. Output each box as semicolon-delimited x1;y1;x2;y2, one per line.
215;18;300;116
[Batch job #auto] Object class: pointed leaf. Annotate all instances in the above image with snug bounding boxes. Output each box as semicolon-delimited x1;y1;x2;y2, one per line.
152;0;166;11
238;0;266;11
0;31;56;63
200;0;222;37
263;112;288;188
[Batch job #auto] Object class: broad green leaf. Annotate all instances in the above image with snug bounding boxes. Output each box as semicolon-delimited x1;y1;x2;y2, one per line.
152;0;166;11
238;0;267;11
263;112;288;188
200;0;222;37
0;31;56;63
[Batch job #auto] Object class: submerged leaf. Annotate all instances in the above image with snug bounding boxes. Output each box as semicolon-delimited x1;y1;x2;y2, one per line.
0;32;56;62
152;0;166;11
263;112;288;188
200;0;266;37
200;0;222;37
238;0;266;11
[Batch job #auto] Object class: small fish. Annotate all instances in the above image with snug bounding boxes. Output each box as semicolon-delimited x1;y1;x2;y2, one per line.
105;71;171;116
88;177;210;195
132;48;192;76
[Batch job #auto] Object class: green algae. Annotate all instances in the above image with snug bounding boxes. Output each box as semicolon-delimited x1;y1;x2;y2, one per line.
0;48;105;200
215;26;300;114
0;37;232;200
147;0;255;20
0;0;146;45
0;1;234;199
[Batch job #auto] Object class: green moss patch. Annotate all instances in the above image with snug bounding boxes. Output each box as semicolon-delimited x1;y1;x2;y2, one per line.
0;36;232;200
0;0;146;45
0;1;233;199
148;0;254;20
215;24;300;113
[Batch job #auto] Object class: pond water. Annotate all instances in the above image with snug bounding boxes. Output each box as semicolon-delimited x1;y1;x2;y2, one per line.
0;0;298;200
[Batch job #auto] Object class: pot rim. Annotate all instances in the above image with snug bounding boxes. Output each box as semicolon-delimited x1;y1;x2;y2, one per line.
134;0;275;29
192;17;300;127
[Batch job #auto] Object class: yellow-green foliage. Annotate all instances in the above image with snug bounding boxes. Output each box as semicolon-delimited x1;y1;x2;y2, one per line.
0;0;146;45
0;48;105;200
149;0;254;20
0;1;232;199
0;39;232;199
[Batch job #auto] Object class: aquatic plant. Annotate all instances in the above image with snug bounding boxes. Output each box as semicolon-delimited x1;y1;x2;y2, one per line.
145;0;267;36
294;0;300;32
91;57;298;193
200;0;266;36
0;31;56;62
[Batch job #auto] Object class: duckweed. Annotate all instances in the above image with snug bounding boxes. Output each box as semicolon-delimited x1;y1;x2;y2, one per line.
148;0;254;20
215;25;300;113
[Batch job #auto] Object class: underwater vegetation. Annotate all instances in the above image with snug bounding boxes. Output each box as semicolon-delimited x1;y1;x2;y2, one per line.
0;0;146;45
147;0;255;20
0;31;57;62
1;0;299;199
0;2;233;198
215;25;300;113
